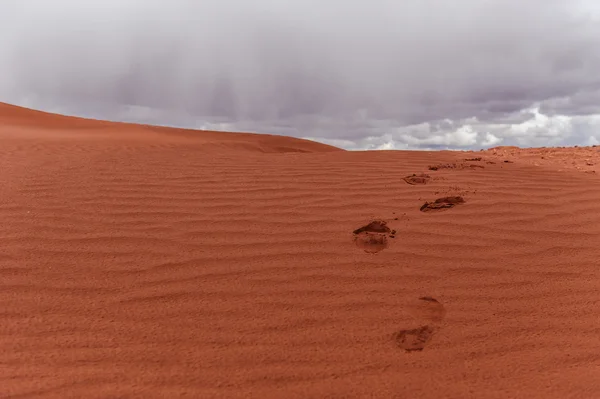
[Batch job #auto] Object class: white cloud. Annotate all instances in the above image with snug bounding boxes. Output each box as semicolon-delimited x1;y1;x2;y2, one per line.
509;107;573;138
320;105;600;150
481;132;503;147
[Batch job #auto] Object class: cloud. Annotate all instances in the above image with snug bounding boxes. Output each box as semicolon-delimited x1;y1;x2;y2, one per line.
2;0;600;149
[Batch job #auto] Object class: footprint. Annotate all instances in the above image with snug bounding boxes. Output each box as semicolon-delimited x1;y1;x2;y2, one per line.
352;220;394;253
403;174;431;185
393;297;446;352
394;325;436;352
429;163;484;171
420;196;465;212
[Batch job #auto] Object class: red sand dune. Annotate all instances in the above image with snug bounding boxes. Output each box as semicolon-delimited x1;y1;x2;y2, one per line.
2;102;600;398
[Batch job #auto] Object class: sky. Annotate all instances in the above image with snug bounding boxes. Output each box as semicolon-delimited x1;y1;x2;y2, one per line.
2;0;600;150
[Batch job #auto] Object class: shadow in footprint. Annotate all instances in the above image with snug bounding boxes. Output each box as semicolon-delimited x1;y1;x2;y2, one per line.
420;196;465;212
353;220;393;254
394;296;446;352
403;174;431;185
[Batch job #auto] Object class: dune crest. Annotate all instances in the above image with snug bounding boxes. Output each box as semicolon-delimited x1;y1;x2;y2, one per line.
0;102;342;153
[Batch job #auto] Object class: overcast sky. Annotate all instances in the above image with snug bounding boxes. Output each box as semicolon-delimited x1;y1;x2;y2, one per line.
2;0;600;150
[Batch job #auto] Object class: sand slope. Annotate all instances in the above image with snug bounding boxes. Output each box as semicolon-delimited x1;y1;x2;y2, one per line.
0;102;342;153
2;103;600;398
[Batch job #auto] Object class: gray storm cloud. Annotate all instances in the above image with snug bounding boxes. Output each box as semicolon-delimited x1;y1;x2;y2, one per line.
2;0;600;148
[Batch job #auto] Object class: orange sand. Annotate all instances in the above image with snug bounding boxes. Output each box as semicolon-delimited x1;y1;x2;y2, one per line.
2;102;600;398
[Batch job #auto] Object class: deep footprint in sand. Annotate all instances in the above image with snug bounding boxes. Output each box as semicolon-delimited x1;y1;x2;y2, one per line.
352;220;395;253
420;196;465;212
393;296;446;352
